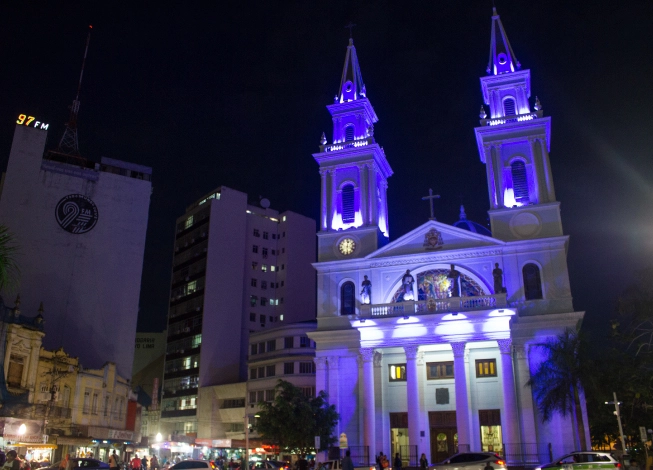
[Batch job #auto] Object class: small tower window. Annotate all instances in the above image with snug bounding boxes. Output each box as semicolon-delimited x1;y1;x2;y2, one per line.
342;184;355;223
503;98;516;117
523;263;543;300
340;281;355;316
511;160;530;204
345;125;355;142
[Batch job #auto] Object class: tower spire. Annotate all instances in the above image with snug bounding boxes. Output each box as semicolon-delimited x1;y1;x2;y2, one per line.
337;37;366;103
486;8;520;75
56;25;92;157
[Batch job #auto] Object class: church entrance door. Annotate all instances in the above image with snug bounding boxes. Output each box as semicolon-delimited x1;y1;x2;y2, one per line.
429;411;457;464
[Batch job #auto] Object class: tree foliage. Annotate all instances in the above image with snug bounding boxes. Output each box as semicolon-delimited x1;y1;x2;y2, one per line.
528;322;594;450
255;380;339;455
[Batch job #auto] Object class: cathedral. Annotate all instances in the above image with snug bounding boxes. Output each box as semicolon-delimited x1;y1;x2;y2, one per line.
308;9;587;467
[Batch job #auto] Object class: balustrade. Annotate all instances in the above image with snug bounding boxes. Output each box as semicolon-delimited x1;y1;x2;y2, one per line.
359;293;507;318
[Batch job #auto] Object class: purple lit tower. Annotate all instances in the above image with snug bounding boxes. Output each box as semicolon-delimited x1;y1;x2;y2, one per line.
313;38;393;262
308;11;588;468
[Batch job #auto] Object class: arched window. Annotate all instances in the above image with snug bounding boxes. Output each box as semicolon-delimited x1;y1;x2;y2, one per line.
345;125;355;142
511;160;530;204
522;263;543;300
342;184;355;223
503;98;516;116
340;281;355;316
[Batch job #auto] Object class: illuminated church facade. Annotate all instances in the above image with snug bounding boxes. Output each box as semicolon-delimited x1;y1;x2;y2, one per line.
308;10;588;466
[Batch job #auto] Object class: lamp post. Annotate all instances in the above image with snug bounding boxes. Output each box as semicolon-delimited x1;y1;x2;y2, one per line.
605;392;627;462
244;414;260;470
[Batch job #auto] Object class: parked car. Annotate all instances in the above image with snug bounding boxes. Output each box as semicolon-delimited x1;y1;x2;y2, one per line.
252;462;289;470
170;461;217;470
535;451;621;470
44;459;109;470
428;452;506;470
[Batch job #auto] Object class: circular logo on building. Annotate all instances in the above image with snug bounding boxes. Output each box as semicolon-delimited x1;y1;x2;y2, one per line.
55;194;99;234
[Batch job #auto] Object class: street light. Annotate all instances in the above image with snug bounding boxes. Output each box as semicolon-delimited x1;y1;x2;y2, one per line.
244;414;261;470
18;424;26;436
605;392;627;461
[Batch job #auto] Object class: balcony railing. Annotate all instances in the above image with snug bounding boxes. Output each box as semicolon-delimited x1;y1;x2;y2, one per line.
321;137;374;152
480;110;543;126
359;293;507;319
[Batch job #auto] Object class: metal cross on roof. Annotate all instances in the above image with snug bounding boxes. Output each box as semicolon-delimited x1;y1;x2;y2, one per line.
345;22;356;39
422;188;441;221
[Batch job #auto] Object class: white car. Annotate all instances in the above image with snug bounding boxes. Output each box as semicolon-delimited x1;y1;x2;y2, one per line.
429;452;507;470
170;461;217;470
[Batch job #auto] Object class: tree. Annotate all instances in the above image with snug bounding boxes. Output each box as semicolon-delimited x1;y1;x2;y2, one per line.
256;380;339;455
0;226;19;292
528;322;594;451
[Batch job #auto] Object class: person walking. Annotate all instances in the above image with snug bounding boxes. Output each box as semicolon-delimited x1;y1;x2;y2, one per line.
419;454;428;470
109;452;120;470
142;457;149;470
150;456;159;470
393;453;402;470
3;451;21;470
341;451;354;470
131;455;142;470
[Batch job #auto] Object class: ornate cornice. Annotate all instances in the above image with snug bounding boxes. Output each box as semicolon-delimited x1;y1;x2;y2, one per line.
370;250;502;268
497;338;513;354
451;342;467;358
404;345;419;360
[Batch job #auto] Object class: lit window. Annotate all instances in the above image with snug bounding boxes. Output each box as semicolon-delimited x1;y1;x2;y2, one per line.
476;359;497;377
427;362;454;380
271;266;276;272
185;215;194;229
282;216;286;222
186;281;197;294
280;314;284;321
262;265;268;272
389;364;407;382
250;295;258;307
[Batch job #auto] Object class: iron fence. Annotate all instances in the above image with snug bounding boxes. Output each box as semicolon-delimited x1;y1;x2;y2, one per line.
340;446;370;466
400;445;418;467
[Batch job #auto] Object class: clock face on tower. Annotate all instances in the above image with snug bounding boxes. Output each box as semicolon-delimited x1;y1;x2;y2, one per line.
338;238;356;255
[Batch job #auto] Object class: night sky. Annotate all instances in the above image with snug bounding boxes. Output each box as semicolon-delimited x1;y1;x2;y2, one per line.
1;1;652;339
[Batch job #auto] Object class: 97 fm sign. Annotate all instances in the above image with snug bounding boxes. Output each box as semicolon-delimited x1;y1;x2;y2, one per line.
16;114;49;130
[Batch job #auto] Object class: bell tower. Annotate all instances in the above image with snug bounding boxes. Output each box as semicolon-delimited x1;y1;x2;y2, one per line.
314;38;393;262
474;8;561;242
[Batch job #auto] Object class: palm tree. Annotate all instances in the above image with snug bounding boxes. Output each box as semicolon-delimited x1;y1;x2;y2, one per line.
0;225;20;292
527;322;593;451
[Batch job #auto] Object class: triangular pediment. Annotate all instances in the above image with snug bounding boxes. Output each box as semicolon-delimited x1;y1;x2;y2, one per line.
366;220;504;259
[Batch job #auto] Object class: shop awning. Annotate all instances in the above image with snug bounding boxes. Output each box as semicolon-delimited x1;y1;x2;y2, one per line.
56;437;95;446
17;444;57;449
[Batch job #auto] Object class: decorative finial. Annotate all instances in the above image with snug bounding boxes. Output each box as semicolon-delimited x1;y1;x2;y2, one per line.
14;294;20;309
459;205;467;220
334;95;339;103
534;96;542;111
345;22;356;40
38;302;44;314
320;132;327;145
479;106;487;119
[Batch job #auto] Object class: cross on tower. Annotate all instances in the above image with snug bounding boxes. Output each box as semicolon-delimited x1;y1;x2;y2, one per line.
422;188;441;221
345;22;356;39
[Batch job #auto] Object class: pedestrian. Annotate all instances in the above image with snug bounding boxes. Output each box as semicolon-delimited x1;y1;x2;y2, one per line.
109;452;120;470
297;456;308;470
59;455;69;470
4;451;21;470
142;457;149;470
65;456;75;470
20;455;30;470
380;454;389;470
419;454;428;470
393;454;401;470
131;455;142;470
341;451;354;470
150;456;159;470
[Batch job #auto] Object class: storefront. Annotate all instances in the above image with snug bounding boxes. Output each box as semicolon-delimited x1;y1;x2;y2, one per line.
0;418;56;463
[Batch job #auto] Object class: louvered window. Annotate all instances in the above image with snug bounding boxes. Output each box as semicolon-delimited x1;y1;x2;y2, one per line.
503;98;516;116
523;263;543;300
345;125;355;142
342;184;355;223
511;160;530;203
341;281;355;316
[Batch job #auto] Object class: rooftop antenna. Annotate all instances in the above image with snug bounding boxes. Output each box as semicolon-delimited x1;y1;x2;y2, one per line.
55;25;92;157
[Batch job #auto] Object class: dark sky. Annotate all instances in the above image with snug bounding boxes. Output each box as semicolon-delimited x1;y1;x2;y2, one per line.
1;1;652;338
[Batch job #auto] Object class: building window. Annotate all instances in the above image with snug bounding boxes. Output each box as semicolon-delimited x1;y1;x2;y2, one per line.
251;278;257;287
253;229;260;237
262;265;268;272
299;362;316;374
271;249;276;255
341;184;355;223
389;364;407;382
250;295;258;307
427;362;454;380
340;281;355;316
261;298;267;307
282;248;285;254
92;393;99;415
265;389;275;402
476;359;497;377
257;390;264;403
503;97;516;116
281;264;284;270
258;342;265;354
263;231;269;239
267;340;276;352
253;245;259;254
229;422;245;432
523;264;543;300
250;368;257;379
345;125;355;142
301;386;316;398
284;362;295;374
300;336;310;348
261;281;267;289
250;313;256;322
479;409;503;452
272;234;276;239
249;391;256;405
284;336;294;349
252;262;258;270
250;344;257;356
271;265;276;272
258;366;265;378
511;160;530;204
7;355;24;387
83;389;91;414
280;297;284;304
266;365;275;377
260;314;266;324
185;215;193;229
262;248;268;258
281;281;284;287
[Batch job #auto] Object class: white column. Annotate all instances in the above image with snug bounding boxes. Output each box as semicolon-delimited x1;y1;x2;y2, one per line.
498;339;520;460
359;165;368;226
360;348;376;453
328;356;340;429
483;144;498;209
538;137;557;201
330;169;338;228
315;356;328;395
452;342;471;450
405;345;421;455
514;344;537;445
320;170;328;230
379;178;387;235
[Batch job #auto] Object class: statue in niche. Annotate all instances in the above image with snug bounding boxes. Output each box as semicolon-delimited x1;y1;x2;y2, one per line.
447;264;462;298
360;275;372;305
493;263;507;294
402;269;415;301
